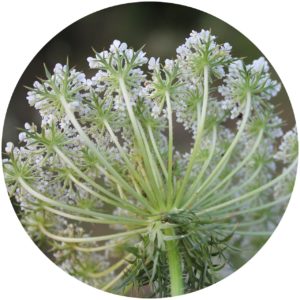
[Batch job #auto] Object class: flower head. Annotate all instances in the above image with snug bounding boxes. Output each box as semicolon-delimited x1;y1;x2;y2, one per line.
219;58;281;117
2;29;297;298
177;29;233;80
275;126;298;164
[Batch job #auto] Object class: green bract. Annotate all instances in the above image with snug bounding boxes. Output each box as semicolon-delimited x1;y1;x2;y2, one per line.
3;29;298;297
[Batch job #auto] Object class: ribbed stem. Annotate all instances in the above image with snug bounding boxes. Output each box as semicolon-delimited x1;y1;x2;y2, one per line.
165;227;184;296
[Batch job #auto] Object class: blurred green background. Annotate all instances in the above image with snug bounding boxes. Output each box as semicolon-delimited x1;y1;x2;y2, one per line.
2;2;295;149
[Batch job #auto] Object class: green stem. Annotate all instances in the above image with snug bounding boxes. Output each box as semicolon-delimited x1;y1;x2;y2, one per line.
202;165;262;208
196;129;264;207
104;120;140;177
43;206;145;225
68;173;142;215
189;92;252;206
95;163;152;204
165;91;174;208
88;254;132;278
217;195;290;219
222;216;267;228
39;224;148;243
174;65;209;208
182;125;217;209
55;146;154;214
147;125;168;179
54;146;122;203
197;158;297;216
119;78;162;202
165;227;184;296
59;94;147;206
74;238;128;252
221;229;272;237
136;160;158;207
104;119;153;200
101;264;132;291
137;121;165;206
18;178;145;225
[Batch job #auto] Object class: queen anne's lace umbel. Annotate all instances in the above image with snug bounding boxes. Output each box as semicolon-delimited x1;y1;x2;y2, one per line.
3;30;298;297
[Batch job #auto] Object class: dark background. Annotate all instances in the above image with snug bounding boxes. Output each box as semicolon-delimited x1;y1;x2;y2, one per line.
2;1;295;147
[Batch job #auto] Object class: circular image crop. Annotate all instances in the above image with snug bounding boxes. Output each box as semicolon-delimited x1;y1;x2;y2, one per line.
2;2;298;298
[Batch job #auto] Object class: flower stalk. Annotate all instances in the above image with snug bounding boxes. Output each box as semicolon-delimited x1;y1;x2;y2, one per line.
165;227;184;296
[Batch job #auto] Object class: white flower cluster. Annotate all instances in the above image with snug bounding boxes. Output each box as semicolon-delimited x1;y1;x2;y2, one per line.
26;63;88;127
87;39;148;99
2;30;298;297
176;29;232;79
218;57;281;118
275;126;298;163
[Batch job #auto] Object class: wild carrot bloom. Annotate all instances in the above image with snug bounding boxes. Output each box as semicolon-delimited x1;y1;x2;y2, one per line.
3;30;298;297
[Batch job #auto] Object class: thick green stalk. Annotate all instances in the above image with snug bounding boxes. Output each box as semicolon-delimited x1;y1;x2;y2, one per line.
165;227;184;296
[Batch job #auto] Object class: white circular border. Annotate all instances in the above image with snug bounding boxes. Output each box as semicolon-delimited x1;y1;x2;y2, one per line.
0;1;299;299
